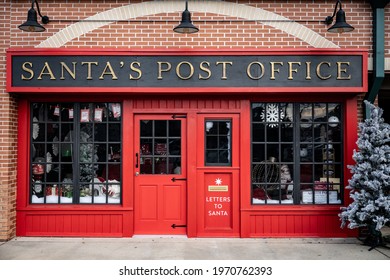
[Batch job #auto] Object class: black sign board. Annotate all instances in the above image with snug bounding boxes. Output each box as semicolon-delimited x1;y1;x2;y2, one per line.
9;52;365;90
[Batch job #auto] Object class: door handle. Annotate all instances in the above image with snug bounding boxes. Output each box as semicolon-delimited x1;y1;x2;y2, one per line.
171;177;187;182
135;153;139;168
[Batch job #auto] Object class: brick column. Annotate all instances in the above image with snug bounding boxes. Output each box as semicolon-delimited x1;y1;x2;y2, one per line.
0;0;18;241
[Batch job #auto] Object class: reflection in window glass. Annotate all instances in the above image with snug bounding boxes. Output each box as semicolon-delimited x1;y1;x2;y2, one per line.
251;103;343;205
30;103;122;204
205;120;231;166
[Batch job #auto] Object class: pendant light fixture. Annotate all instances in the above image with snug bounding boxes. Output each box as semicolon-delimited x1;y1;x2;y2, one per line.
18;0;354;35
18;0;49;32
173;1;199;34
325;0;354;33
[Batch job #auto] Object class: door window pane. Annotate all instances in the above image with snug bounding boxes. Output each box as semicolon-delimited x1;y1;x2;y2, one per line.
139;120;181;175
205;120;232;166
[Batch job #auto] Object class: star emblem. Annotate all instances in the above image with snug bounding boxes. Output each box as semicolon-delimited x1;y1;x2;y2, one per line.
215;178;222;185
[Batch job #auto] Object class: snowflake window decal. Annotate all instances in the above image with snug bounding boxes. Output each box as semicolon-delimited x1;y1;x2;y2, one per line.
260;103;285;128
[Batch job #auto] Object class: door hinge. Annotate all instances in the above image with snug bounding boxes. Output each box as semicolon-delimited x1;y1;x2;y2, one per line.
172;114;187;119
171;177;187;182
171;224;187;229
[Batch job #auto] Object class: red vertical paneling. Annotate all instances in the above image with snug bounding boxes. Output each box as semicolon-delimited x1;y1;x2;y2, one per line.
23;213;125;236
286;214;295;235
79;215;86;233
16;99;30;225
263;216;271;234
245;209;353;237
186;112;198;238
63;215;72;233
278;215;287;235
302;216;311;234
272;215;280;233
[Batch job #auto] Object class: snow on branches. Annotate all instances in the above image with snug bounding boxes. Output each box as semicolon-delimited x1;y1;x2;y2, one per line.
340;101;390;231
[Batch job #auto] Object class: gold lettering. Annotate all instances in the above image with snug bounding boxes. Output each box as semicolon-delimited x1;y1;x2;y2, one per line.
99;62;118;80
216;61;233;80
60;62;76;80
21;62;34;80
305;62;312;80
316;62;332;80
337;62;351;80
157;62;172;80
199;61;211;80
129;62;142;80
81;62;98;80
246;61;265;80
270;62;283;80
37;62;56;80
176;61;194;80
288;62;301;80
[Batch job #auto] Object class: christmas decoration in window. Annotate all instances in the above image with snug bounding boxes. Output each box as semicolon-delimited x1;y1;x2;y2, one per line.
260;103;285;127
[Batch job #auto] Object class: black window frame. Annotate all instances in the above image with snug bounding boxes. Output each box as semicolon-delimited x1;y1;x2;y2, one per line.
251;102;344;205
30;102;123;204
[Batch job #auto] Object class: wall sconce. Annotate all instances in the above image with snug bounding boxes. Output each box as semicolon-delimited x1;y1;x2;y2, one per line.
325;0;354;33
173;1;199;34
18;0;49;32
18;0;353;34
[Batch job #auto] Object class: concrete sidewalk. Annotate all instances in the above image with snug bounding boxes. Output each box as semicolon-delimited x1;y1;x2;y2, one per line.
0;237;389;260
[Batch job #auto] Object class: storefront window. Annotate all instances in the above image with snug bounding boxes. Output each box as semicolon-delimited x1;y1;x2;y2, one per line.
205;120;232;166
251;103;342;205
30;102;122;204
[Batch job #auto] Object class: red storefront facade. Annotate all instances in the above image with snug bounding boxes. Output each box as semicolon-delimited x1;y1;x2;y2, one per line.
2;0;387;241
8;48;367;237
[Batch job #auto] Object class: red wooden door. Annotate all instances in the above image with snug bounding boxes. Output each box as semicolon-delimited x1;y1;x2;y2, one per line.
134;115;187;235
196;114;240;237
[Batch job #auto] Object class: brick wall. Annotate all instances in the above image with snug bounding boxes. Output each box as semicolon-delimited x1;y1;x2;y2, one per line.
0;0;17;241
0;0;380;240
10;0;375;50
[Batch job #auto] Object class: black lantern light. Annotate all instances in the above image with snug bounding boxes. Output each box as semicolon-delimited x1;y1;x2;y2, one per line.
325;0;354;33
18;0;50;32
173;1;199;34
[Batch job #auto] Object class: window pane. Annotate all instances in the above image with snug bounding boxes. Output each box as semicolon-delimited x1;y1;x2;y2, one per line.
108;123;121;142
169;139;181;155
252;103;265;121
281;144;293;162
141;120;152;137
206;136;218;149
155;120;167;137
266;126;279;142
94;123;107;142
169;120;181;137
252;123;265;142
281;123;293;142
252;144;265;163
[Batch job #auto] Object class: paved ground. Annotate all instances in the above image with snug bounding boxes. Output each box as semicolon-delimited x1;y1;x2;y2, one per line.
0;236;389;260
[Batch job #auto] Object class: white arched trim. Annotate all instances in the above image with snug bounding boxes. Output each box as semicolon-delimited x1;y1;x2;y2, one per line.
37;0;338;48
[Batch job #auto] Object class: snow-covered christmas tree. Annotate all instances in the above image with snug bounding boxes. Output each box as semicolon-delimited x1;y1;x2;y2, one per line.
339;101;390;249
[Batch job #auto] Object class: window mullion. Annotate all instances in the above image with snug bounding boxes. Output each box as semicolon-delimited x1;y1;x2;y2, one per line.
293;103;301;205
73;103;81;204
